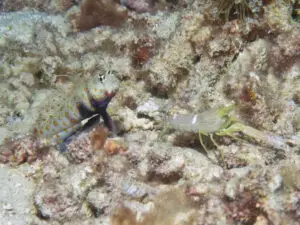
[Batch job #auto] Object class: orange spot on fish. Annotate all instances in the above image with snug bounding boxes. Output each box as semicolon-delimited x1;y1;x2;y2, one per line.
69;118;79;125
65;111;70;118
53;120;58;126
34;128;42;136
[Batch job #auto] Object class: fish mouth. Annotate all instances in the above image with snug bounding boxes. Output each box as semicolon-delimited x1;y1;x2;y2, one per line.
104;90;116;98
92;96;113;109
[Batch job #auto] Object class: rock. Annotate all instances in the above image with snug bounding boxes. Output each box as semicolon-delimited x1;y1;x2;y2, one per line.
0;166;36;225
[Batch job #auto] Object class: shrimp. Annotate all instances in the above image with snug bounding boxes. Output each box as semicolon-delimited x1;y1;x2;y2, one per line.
167;105;294;160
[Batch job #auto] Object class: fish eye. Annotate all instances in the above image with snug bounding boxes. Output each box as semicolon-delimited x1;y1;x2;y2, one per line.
98;73;106;82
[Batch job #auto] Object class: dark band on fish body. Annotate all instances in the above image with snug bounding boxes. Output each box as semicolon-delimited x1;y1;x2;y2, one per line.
77;86;114;131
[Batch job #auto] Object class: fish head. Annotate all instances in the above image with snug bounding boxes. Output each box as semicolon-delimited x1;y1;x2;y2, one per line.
87;70;120;107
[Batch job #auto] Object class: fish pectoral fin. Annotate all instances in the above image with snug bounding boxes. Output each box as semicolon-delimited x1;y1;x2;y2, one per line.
82;114;101;130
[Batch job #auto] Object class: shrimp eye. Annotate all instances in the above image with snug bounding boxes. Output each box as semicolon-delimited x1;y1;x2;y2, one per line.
98;73;106;82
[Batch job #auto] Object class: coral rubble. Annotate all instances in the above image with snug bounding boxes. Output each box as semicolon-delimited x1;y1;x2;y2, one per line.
0;0;300;224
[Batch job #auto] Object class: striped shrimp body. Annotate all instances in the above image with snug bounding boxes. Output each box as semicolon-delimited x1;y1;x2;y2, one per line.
34;71;120;146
